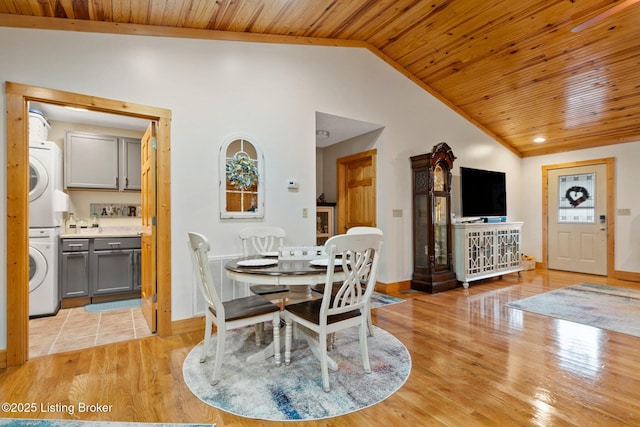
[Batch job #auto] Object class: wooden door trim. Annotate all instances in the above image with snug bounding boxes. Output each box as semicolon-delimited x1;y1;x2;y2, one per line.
542;157;615;276
4;81;172;366
336;149;377;233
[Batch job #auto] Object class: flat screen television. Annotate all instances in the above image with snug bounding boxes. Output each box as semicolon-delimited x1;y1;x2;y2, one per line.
460;167;507;218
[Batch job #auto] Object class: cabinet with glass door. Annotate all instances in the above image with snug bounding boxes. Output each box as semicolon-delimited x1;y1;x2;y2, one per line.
316;203;335;245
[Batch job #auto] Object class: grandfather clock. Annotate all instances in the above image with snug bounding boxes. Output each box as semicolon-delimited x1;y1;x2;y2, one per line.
410;142;458;293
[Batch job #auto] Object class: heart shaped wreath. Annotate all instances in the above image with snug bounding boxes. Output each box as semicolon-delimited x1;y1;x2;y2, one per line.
565;186;589;207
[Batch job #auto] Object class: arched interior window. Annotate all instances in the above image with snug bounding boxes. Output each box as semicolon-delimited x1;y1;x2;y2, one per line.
219;136;264;219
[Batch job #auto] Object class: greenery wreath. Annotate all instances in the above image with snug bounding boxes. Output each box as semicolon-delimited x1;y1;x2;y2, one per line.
565;186;589;207
226;152;259;190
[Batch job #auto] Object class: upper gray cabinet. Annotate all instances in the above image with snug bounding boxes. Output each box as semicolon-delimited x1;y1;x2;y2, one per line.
65;132;119;189
121;137;141;191
64;131;140;191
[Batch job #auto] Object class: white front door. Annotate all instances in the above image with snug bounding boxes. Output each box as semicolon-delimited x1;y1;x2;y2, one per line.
547;163;607;275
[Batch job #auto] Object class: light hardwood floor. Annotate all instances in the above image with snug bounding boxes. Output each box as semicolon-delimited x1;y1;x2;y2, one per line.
2;269;640;426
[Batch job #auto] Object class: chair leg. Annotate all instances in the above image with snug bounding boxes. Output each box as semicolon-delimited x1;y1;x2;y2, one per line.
327;332;336;350
211;328;226;385
273;312;281;366
320;331;330;392
201;313;213;363
284;315;293;366
367;303;374;337
255;322;264;345
360;321;371;374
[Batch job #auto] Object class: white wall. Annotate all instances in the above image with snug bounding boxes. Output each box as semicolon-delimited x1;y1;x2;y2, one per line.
521;142;640;271
0;26;528;349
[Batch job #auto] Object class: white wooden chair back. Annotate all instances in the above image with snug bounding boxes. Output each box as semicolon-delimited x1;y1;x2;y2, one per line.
239;226;286;256
188;232;224;320
321;233;383;322
346;226;383;279
346;226;383;236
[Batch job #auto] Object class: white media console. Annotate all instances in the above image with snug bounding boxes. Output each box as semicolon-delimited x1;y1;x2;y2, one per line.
453;221;524;288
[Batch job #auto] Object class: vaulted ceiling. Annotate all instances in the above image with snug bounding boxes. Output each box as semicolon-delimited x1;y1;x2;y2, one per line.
2;0;640;157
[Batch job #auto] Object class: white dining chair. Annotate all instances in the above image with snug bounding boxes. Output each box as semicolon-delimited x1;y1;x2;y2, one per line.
239;226;289;302
312;226;382;338
284;232;383;392
188;232;281;385
347;226;383;336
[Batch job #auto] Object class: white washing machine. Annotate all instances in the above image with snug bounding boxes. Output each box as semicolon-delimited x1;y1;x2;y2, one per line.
29;227;60;317
29;140;67;228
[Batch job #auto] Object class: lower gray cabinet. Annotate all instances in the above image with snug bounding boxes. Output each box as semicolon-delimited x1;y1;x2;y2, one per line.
60;236;141;300
133;248;142;291
60;239;90;298
91;237;141;295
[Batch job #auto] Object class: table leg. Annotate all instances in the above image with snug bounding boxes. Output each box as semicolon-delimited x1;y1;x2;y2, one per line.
246;319;285;363
287;285;314;304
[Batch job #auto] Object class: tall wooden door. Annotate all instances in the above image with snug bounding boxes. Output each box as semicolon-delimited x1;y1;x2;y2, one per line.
547;163;608;275
141;122;157;332
336;149;377;233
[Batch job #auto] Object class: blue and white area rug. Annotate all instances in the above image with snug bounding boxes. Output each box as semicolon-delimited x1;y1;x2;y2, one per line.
506;283;640;337
183;325;411;421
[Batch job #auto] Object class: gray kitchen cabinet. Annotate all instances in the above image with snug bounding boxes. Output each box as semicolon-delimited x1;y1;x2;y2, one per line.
64;132;141;191
91;237;141;295
120;137;141;191
133;248;142;291
60;239;90;298
65;131;119;189
60;236;141;300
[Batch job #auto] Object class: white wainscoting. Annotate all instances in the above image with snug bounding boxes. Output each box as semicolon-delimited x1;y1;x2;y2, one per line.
191;253;247;316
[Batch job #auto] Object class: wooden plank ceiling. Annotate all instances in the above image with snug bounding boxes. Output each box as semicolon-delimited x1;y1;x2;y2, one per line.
2;0;640;157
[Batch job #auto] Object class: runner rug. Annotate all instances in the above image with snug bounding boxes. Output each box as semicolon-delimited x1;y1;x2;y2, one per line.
183;325;411;421
506;283;640;337
369;291;405;308
84;298;141;313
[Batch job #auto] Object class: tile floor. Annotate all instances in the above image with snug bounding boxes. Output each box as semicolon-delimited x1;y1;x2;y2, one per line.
29;306;154;358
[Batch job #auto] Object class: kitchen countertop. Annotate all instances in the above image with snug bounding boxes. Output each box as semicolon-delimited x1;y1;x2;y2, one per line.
59;227;142;239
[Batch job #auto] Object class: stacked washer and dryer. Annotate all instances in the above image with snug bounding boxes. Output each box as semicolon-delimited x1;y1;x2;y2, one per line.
29;110;68;317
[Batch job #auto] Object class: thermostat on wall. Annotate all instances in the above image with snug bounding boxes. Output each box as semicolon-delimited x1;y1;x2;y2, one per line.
287;178;299;190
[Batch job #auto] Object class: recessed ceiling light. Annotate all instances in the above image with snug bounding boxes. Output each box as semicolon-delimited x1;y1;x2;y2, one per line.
533;137;546;143
65;106;89;112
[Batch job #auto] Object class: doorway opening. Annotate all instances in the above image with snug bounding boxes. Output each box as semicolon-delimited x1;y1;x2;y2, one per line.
315;111;384;238
28;101;151;357
5;82;172;366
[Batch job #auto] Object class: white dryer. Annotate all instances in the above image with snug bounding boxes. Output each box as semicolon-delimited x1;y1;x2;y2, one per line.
29;227;60;317
29;140;67;228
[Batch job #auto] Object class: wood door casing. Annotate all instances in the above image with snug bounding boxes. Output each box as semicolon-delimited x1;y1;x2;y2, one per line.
4;82;171;366
336;149;377;234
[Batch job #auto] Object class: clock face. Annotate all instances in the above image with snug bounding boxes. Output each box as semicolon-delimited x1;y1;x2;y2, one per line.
434;164;445;191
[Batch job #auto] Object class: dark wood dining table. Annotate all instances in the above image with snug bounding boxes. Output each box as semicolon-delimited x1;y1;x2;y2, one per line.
225;255;344;301
225;255;344;368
